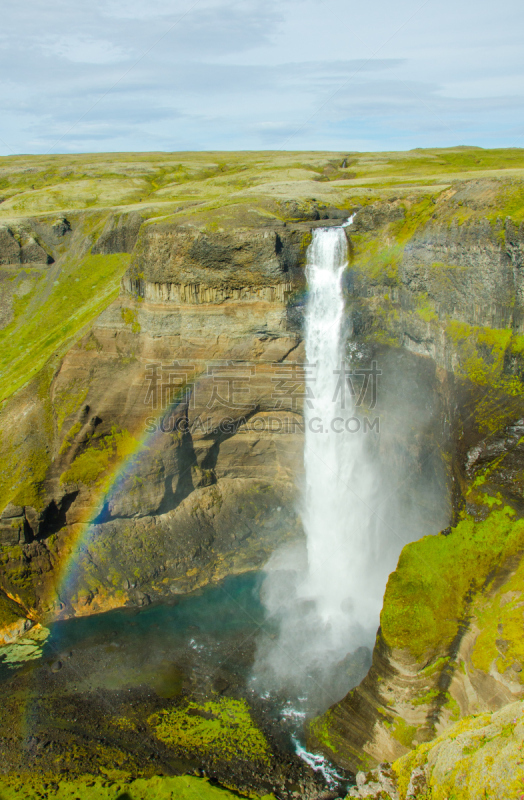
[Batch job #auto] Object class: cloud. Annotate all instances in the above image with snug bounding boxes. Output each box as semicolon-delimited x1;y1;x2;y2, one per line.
0;0;522;154
41;36;131;65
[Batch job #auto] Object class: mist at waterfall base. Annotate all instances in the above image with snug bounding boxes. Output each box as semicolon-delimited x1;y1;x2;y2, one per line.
252;222;449;713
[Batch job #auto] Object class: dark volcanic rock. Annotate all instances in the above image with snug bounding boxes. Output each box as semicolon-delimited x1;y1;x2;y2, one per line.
20;237;54;264
91;211;144;255
0;227;20;264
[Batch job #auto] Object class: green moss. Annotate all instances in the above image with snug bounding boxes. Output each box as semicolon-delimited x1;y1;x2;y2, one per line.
486;181;524;224
59;420;83;455
412;688;440;707
0;252;131;400
149;698;270;763
392;195;439;243
60;443;112;486
308;708;339;755
445;321;520;391
414;292;439;323
380;506;524;661
54;379;90;432
60;427;139;487
0;624;49;666
472;556;524;678
0;774;256;800
0;590;25;628
419;657;450;677
393;700;524;800
0;426;49;510
121;306;141;333
355;243;403;286
386;716;418;748
444;692;461;722
308;700;377;772
301;231;313;251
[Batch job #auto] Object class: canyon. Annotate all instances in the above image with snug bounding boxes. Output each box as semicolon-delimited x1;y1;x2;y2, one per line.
1;148;524;798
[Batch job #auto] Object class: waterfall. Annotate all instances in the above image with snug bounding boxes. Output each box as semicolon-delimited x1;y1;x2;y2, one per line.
253;220;382;705
304;225;369;635
253;218;449;736
300;222;380;655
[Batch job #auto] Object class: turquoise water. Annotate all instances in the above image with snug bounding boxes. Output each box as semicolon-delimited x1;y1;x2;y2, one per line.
0;572;270;686
44;572;267;656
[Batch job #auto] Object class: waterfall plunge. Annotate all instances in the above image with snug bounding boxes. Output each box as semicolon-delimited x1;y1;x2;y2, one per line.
303;225;379;643
254;222;383;704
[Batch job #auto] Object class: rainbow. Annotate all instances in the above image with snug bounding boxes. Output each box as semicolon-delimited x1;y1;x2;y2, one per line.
47;387;193;619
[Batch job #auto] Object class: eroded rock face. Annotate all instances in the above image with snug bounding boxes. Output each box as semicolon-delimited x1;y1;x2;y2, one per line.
309;422;524;772
91;211;143;255
0;225;54;266
0;227;21;264
3;183;524;787
126;221;307;290
350;196;524;367
0;211;314;619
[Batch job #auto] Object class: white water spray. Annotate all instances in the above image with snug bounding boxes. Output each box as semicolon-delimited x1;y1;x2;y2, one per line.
254;219;449;783
301;222;379;647
254;220;385;701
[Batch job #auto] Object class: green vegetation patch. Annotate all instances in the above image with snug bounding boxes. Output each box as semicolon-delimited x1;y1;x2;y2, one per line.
149;698;270;763
380;506;524;661
353;240;404;286
60;426;139;487
486;180;524;224
0;590;26;629
392;194;439;243
0;774;256;800
385;716;418;749
472;555;524;679
308;708;339;755
121;306;141;333
445;321;521;390
0;252;131;401
0;363;57;510
0;624;49;667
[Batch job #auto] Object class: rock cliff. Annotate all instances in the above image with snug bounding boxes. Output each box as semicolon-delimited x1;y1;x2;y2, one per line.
0;195;355;624
2;152;524;787
309;180;524;772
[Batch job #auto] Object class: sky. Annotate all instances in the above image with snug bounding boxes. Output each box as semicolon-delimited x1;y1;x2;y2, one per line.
1;0;523;154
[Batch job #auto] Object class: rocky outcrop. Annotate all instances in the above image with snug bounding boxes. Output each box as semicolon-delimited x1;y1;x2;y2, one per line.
127;222;309;288
0;225;54;265
0;503;30;545
91;211;144;255
348;699;524;799
0;227;21;264
350;194;524;372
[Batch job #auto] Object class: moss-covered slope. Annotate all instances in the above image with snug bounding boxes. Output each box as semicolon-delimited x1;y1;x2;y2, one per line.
0;773;273;800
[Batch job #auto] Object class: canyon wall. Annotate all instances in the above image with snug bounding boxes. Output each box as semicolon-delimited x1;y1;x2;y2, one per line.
2;175;524;783
0;209;317;621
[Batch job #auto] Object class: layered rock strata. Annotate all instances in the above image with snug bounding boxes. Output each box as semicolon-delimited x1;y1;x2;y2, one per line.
309;184;524;771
